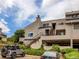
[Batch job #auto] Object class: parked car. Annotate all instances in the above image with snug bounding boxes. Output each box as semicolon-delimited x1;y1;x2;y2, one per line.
1;44;25;59
41;51;60;59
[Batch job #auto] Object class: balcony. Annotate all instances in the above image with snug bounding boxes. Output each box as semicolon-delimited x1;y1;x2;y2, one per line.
65;19;79;24
39;26;52;29
66;17;79;20
41;35;71;40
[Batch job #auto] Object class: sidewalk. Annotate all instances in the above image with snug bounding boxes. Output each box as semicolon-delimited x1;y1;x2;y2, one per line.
16;55;40;59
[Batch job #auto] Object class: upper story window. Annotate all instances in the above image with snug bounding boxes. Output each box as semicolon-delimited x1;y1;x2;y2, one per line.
56;29;65;35
43;23;49;27
72;15;78;18
74;24;79;29
28;32;33;37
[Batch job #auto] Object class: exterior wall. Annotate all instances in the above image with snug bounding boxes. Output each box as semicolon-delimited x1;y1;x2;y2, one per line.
41;35;70;40
73;29;79;39
72;24;79;39
2;37;7;42
24;18;41;39
31;38;42;49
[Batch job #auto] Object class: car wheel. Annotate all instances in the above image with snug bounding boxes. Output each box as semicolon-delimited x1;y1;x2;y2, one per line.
1;55;6;58
11;53;16;59
21;52;25;57
6;57;11;59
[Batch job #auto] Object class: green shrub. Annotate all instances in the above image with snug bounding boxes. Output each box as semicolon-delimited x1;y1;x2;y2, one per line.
24;48;45;56
19;44;27;50
51;44;60;52
65;51;79;59
19;44;45;56
60;48;77;54
18;41;23;44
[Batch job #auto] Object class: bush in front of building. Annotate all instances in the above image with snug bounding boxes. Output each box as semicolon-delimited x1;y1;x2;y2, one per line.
51;44;60;52
19;44;45;56
60;48;78;54
65;51;79;59
19;44;28;50
24;48;45;56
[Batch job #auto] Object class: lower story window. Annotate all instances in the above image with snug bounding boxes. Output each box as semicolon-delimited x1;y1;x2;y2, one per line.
28;32;33;37
56;29;65;35
74;24;79;29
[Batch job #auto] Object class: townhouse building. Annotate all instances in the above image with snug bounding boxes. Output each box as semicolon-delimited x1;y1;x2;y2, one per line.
20;11;79;50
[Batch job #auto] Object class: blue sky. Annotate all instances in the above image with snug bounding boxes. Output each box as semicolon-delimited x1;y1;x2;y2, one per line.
0;0;79;37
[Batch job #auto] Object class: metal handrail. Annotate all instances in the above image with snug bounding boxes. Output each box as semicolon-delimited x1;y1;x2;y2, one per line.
32;32;42;39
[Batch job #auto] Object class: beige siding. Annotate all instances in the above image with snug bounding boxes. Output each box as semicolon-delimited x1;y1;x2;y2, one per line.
25;18;41;39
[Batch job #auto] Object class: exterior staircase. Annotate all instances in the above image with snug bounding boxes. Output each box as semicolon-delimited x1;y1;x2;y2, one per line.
31;37;42;49
24;33;42;48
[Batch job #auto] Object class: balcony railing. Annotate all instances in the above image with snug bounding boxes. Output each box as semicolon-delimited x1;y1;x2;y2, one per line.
41;35;71;40
66;17;79;20
66;19;79;24
39;26;52;29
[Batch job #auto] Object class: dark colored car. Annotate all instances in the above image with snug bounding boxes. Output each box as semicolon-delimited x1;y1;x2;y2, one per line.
41;51;60;59
1;45;25;59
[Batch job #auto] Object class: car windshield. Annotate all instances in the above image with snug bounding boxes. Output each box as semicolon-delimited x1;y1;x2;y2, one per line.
6;46;20;50
43;51;57;57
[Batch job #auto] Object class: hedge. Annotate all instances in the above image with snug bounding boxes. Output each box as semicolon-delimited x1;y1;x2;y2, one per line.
19;44;45;56
65;51;79;59
60;48;78;54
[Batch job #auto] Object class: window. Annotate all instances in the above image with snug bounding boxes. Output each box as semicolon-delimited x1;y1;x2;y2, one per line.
43;23;49;27
56;29;65;35
74;24;79;29
28;32;33;37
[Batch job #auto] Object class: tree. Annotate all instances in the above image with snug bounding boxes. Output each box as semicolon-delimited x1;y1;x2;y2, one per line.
12;29;25;43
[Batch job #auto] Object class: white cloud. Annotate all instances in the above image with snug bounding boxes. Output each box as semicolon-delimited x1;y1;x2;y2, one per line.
0;0;14;11
66;0;79;11
1;19;8;25
0;0;38;25
41;1;66;21
14;0;38;24
42;0;62;9
0;0;79;24
0;19;10;33
41;0;79;21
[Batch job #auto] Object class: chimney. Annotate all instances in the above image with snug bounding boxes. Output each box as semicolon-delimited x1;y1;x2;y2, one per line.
36;15;41;22
35;15;41;26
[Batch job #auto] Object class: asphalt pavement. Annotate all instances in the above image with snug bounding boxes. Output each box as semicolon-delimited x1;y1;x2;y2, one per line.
0;55;40;59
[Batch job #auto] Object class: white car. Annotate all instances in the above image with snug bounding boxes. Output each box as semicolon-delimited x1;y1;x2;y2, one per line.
41;51;60;59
